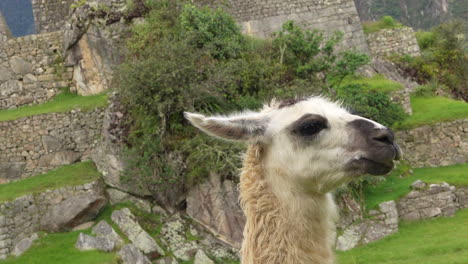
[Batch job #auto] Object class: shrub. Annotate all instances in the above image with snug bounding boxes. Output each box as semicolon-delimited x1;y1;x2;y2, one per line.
338;84;407;127
362;16;404;34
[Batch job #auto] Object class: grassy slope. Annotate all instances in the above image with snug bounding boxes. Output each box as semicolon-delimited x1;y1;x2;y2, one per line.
363;163;468;210
340;74;404;92
0;161;101;203
337;209;468;264
394;96;468;130
2;231;117;264
0;90;108;122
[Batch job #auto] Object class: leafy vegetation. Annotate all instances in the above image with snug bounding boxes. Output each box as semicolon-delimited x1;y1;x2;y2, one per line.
362;16;403;34
2;231;117;264
0;89;108;122
337;209;468;264
114;1;403;205
394;96;468;130
392;20;467;101
363;163;468;210
0;161;101;203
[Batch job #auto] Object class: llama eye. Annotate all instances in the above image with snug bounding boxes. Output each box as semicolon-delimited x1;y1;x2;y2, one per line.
299;121;325;136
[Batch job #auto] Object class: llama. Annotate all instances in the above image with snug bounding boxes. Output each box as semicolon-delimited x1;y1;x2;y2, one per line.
185;97;401;264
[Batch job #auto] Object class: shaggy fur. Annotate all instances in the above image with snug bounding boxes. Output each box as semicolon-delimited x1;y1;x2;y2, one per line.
240;144;337;264
185;96;399;264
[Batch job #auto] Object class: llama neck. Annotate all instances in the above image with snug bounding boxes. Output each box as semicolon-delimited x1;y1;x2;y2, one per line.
239;145;338;264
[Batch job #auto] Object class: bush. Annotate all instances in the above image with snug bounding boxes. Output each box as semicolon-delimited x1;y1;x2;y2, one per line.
338;84;407;127
362;16;404;34
114;1;379;207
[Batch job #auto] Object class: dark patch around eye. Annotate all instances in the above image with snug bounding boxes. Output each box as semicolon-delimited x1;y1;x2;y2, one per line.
289;114;329;137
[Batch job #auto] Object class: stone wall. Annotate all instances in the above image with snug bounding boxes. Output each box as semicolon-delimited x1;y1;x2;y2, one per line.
32;0;76;33
0;31;73;110
397;181;468;221
0;109;105;183
0;180;106;260
367;27;421;58
0;11;12;42
198;0;369;53
396;119;467;168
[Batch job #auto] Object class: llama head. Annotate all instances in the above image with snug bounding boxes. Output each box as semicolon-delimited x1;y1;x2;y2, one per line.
185;96;401;194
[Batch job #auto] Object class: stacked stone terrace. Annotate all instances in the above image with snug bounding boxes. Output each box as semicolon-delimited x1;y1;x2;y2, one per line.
0;31;73;110
367;27;421;58
32;0;77;33
198;0;370;53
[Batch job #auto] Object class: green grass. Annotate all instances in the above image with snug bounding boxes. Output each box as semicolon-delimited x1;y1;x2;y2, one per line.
363;163;468;210
394;96;468;130
337;209;468;264
0;161;101;203
340;74;404;92
362;16;404;35
0;90;108;122
2;231;117;264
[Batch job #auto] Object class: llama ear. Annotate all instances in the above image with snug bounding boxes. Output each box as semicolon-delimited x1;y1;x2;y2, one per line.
184;111;269;142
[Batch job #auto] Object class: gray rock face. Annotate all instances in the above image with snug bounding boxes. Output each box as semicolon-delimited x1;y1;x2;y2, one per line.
194;250;215;264
107;188;152;213
118;244;151;264
9;56;33;75
160;218;199;261
75;233;115;252
12;233;38;257
0;162;26;182
336;224;363;251
92;220;124;247
41;184;107;232
37;151;81;167
111;208;163;255
41;135;63;152
187;172;245;248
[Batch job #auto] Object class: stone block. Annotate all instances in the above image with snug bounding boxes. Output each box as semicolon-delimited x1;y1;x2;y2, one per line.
75;233;115;252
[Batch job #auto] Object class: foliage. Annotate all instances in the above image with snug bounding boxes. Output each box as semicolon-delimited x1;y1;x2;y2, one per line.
337;84;407;127
394;96;468;130
392;20;468;100
362;16;403;34
337;209;468;264
273;21;370;95
114;1;379;204
0;89;108;122
180;4;245;59
363;163;468;210
0;161;101;203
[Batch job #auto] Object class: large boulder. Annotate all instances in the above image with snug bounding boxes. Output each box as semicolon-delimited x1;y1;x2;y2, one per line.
92;220;124;247
11;233;38;257
186;173;245;248
9;57;33;75
111;208;163;256
75;233;115;252
118;244;151;264
40;181;107;231
0;162;25;183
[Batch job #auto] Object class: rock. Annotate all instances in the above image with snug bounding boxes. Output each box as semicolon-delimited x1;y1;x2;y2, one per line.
378;200;396;213
194;250;215;264
41;135;63;152
160;218;199;261
92;220;124;247
0;65;12;82
156;257;179;264
75;233;115;252
187;172;245;248
72;221;95;231
107;188;152;213
12;233;38;257
118;244;151;264
411;180;427;190
38;151;81;167
72;130;89;146
0;162;26;182
9;56;33;75
421;207;442;218
111;208;163;255
336;224;363;251
40;182;107;231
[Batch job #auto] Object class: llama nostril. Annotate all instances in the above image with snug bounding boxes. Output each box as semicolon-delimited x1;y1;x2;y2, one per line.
372;129;394;145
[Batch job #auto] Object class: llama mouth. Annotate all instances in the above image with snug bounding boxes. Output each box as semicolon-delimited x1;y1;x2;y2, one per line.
348;157;394;176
